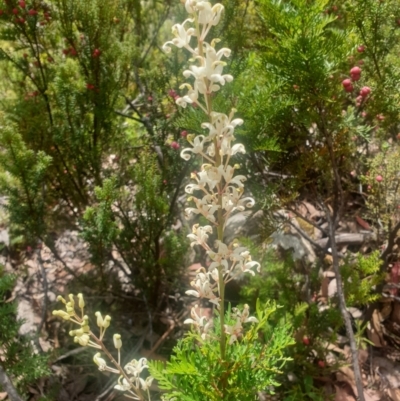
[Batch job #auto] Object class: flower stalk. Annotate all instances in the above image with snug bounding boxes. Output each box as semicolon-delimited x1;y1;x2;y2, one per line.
163;0;260;365
53;294;152;401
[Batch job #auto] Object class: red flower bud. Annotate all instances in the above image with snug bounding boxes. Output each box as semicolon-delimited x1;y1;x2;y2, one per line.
344;84;354;92
359;86;371;97
342;79;352;87
92;48;101;58
350;66;361;75
170;141;180;150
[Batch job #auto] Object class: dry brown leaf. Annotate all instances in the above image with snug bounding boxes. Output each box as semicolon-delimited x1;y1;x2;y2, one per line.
355;215;372;230
325;342;347;356
367;309;385;347
328;278;338;298
337;366;381;401
321;277;330;298
387;388;400;401
334;384;356;401
391;303;400;326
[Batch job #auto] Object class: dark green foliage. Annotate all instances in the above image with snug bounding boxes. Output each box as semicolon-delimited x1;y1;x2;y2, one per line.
232;0;355;196
0;0;188;307
0;267;49;394
81;151;188;303
0;122;52;243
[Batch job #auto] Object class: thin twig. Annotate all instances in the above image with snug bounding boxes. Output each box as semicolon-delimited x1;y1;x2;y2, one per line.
285;218;325;251
380;220;400;271
36;249;48;339
0;364;25;401
53;347;87;363
287;205;328;237
94;379;117;401
324;203;365;401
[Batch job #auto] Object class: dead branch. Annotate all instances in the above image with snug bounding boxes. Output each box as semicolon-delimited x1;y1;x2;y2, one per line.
0;364;25;401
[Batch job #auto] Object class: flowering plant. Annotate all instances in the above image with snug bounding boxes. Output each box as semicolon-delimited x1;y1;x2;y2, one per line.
149;1;294;400
53;1;293;400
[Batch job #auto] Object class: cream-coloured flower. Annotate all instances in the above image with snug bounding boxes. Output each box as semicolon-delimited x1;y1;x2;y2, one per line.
186;272;220;306
220;165;246;188
186;194;219;222
184;304;205;325
224;319;243;344
232;304;259;324
139;376;154;391
187;224;213;248
180;135;207;160
93;353;107;371
162;19;195;53
125;358;148;377
114;376;131;391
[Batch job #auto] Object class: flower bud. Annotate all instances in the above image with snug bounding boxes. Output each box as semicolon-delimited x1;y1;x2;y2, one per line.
103;315;111;329
78;334;90;346
53;310;71;320
56;295;67;304
68;294;75;308
66;304;75;315
77;293;85;309
113;334;122;349
93;353;107;370
74;328;85;336
95;311;104;328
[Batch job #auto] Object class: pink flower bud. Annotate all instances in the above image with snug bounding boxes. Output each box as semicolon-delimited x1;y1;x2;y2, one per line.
168;89;177;98
376;175;383;182
342;79;352;87
344;84;354;92
170;141;180;150
359;86;371;97
350;66;361;75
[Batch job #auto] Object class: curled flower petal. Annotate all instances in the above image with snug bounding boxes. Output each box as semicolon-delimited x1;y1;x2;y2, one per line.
231;143;246;155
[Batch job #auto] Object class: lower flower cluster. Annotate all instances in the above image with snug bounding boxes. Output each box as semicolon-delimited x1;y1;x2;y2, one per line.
53;293;153;401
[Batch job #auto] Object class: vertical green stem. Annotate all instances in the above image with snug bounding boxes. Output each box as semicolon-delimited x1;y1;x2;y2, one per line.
214;137;226;362
195;13;227;362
